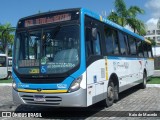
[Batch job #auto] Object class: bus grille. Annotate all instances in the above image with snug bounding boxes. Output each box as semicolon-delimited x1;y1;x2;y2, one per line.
21;95;62;105
19;77;65;84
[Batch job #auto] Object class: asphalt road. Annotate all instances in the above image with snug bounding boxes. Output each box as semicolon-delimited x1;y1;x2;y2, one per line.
0;86;160;120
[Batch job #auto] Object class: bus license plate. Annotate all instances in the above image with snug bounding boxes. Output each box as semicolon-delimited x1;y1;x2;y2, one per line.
34;95;45;102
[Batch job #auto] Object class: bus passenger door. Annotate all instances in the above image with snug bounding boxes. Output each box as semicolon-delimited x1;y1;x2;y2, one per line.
85;21;105;106
86;59;105;106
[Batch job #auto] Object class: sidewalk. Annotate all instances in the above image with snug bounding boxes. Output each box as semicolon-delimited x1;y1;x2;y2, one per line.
147;84;160;88
0;83;12;86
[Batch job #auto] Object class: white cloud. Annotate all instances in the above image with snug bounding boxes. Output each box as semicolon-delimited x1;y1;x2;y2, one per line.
124;25;134;32
145;0;160;9
145;0;160;18
146;18;158;30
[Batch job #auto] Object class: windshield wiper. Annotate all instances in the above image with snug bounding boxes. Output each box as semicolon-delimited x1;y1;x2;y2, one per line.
52;25;61;38
22;27;33;43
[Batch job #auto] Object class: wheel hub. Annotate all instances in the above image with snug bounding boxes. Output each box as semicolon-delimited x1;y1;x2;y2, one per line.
108;86;114;100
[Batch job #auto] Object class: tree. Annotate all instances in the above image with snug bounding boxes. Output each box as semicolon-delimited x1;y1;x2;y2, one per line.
0;23;15;56
108;0;146;35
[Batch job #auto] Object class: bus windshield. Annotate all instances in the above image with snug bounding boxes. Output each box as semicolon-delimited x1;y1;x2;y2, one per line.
14;25;80;74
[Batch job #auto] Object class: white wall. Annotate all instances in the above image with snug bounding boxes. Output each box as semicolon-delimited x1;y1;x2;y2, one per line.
152;47;160;56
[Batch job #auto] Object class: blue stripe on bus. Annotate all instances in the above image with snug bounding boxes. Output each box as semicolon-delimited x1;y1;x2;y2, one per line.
107;56;147;60
69;9;86;79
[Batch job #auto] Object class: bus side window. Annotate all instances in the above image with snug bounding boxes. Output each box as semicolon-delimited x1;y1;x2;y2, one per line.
85;28;93;58
128;36;137;56
93;32;101;55
137;40;144;57
85;28;101;58
124;35;130;55
143;42;148;57
112;30;120;55
105;28;120;55
105;28;114;54
119;32;127;55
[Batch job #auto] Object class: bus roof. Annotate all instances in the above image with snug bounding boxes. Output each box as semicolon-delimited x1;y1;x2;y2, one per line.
17;8;150;44
19;8;81;21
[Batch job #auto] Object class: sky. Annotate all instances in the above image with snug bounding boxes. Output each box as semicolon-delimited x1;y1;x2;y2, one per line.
0;0;160;30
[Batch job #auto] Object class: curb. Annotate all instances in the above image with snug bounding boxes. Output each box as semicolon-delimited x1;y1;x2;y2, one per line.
147;84;160;88
0;83;12;86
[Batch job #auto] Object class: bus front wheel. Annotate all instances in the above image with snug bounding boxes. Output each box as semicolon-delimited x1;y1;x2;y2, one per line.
105;81;114;107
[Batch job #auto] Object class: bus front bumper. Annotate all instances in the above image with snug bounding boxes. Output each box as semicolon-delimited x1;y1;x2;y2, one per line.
12;88;87;107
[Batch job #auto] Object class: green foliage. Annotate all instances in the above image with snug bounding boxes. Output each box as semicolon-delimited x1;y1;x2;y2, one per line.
0;79;12;83
0;23;15;55
147;38;156;47
147;77;160;84
108;0;146;35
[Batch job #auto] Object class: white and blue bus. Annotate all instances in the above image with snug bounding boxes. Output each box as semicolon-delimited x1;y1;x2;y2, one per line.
0;55;12;79
12;8;154;107
0;54;8;79
8;57;12;79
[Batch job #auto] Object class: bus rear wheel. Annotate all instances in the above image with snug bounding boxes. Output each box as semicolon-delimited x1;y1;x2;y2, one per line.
140;72;147;89
105;81;114;107
6;72;12;79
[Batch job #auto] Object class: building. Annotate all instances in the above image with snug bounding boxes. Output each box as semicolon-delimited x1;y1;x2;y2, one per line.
145;18;160;56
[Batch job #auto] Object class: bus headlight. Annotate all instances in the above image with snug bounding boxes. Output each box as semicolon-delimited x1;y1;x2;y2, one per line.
68;76;82;92
12;80;17;91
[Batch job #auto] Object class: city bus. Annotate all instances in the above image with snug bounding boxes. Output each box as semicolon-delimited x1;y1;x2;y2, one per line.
8;57;12;79
12;8;154;107
0;54;8;79
0;54;12;79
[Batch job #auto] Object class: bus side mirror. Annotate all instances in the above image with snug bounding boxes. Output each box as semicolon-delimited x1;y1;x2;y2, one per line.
92;28;97;41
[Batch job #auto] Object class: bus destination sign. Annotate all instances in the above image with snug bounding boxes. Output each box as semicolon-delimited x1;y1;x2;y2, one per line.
24;13;71;27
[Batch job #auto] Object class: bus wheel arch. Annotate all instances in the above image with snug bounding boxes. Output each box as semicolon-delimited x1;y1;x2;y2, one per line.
105;73;119;107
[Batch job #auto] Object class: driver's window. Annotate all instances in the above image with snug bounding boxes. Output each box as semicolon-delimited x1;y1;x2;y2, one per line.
85;28;101;58
93;32;101;55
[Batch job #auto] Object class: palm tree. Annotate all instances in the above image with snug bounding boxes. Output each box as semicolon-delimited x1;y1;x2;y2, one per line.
108;0;146;35
0;23;15;56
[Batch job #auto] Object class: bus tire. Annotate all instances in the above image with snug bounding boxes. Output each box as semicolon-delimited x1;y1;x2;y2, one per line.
141;72;147;89
6;72;12;79
114;84;119;102
105;81;114;107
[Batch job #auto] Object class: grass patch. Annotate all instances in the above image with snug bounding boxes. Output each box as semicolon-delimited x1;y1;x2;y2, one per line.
147;77;160;84
0;79;12;83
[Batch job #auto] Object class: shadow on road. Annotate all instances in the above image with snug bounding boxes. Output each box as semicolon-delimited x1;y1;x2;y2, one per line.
119;85;140;100
14;85;141;118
